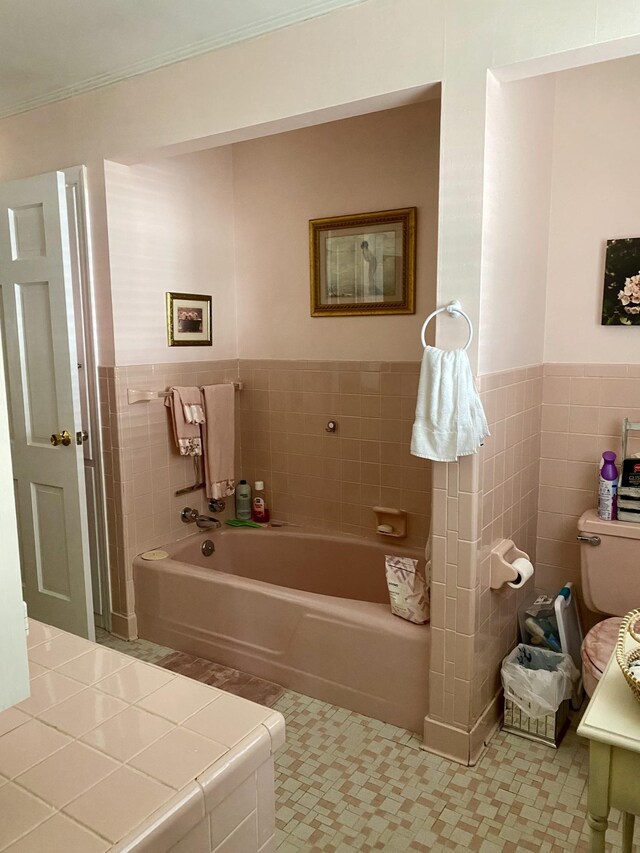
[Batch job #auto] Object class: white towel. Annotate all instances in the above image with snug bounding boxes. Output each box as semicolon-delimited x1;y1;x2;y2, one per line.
201;384;236;500
410;347;489;463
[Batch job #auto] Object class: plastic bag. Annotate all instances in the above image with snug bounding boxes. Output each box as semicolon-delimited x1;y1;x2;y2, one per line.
501;644;580;719
384;555;430;624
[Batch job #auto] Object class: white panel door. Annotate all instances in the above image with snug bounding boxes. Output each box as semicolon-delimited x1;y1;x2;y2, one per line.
0;325;29;711
0;171;93;639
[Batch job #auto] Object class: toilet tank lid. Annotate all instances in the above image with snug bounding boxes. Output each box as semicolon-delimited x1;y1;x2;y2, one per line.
578;508;640;540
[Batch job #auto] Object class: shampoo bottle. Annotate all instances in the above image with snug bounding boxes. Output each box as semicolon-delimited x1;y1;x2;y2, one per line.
598;451;618;521
235;480;252;520
252;481;270;524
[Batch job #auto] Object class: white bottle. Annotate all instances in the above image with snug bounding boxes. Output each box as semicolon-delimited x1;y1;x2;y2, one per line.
235;480;252;520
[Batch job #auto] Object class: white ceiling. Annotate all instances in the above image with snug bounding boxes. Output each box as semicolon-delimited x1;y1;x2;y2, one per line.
0;0;366;119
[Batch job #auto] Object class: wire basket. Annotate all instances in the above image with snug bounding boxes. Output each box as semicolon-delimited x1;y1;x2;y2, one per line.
615;608;640;703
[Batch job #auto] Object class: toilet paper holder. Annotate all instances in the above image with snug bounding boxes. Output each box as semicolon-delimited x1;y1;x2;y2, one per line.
490;539;532;590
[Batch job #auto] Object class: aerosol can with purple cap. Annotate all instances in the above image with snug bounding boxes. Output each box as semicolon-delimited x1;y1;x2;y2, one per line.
598;451;618;521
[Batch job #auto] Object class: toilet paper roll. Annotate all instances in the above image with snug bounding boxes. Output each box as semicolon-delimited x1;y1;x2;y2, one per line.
508;556;534;589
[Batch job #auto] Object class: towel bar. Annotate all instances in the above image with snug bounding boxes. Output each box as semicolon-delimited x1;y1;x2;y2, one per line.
127;380;243;404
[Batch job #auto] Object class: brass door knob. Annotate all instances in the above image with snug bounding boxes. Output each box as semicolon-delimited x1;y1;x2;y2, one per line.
50;430;72;447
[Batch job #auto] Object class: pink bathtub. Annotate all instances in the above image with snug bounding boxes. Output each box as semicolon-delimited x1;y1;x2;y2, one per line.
133;525;430;732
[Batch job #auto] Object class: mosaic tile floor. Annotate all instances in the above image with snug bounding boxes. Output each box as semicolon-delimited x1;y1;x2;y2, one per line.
97;631;633;852
95;627;174;663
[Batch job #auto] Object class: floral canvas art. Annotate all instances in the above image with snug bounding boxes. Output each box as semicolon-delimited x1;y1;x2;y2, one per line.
602;238;640;325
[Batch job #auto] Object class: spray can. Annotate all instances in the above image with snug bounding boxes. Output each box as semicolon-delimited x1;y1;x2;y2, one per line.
598;451;618;521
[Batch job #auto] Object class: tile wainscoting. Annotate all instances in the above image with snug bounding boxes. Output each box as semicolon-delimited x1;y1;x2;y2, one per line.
424;365;542;763
99;361;239;638
424;361;640;762
99;359;430;639
98;356;636;760
237;359;431;545
536;362;640;624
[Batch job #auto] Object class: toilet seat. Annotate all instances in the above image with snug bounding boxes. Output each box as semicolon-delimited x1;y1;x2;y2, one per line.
581;617;623;697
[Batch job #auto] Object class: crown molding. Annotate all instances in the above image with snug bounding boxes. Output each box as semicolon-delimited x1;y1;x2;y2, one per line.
0;0;365;120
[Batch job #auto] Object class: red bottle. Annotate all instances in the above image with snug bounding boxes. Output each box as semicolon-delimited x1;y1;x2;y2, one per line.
252;481;270;523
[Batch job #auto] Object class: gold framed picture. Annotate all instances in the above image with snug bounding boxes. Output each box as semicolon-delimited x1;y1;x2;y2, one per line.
166;292;212;346
309;207;416;317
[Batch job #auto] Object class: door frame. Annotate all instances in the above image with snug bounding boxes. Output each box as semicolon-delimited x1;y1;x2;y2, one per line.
64;166;111;632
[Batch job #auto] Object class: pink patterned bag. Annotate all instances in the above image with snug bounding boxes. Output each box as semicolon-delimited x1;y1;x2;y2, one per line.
384;555;430;624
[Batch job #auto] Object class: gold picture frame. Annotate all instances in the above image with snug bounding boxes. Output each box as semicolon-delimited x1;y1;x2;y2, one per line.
166;292;212;346
309;207;416;317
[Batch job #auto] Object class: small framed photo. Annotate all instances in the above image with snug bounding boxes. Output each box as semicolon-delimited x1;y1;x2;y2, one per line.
166;292;212;346
602;238;640;325
309;207;416;317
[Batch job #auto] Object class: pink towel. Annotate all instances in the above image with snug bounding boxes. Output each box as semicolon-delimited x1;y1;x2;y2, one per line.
201;384;236;499
164;387;203;456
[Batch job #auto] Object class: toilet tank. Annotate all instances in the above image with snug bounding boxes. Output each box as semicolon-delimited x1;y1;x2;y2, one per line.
578;509;640;614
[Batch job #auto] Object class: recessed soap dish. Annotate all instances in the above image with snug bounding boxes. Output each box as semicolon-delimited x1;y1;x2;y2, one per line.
373;506;407;538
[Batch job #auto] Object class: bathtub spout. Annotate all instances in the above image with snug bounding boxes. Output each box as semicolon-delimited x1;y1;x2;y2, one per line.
181;507;221;529
195;515;221;530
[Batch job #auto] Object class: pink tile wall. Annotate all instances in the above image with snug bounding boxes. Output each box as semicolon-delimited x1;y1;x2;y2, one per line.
429;454;481;731
428;366;542;735
429;362;639;743
99;361;238;637
537;363;640;618
237;359;431;547
475;366;543;723
99;358;431;637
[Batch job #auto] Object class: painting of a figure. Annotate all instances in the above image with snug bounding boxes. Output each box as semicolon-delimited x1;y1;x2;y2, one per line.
310;208;416;317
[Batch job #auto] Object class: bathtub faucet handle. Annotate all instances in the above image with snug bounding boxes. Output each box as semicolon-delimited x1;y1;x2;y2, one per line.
181;507;200;524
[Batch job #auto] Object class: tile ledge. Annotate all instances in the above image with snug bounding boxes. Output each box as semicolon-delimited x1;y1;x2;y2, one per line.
110;782;204;853
196;725;274;813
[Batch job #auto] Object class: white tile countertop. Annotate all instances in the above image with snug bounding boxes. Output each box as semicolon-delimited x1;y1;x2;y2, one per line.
0;620;285;852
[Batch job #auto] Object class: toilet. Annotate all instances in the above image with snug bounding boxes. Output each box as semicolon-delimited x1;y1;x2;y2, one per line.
578;509;640;696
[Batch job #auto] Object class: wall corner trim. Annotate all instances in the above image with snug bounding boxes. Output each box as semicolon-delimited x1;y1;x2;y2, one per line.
422;692;503;765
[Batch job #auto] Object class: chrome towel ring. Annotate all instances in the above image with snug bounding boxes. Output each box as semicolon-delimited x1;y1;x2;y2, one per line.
420;300;473;350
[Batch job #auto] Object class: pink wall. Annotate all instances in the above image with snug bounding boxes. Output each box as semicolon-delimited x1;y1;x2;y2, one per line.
104;100;440;365
99;359;239;638
0;0;445;366
426;367;542;761
2;0;640;751
238;358;431;548
104;150;238;365
477;367;542;716
98;101;439;632
481;55;640;372
479;74;555;375
545;55;640;364
231;100;440;361
536;362;640;625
